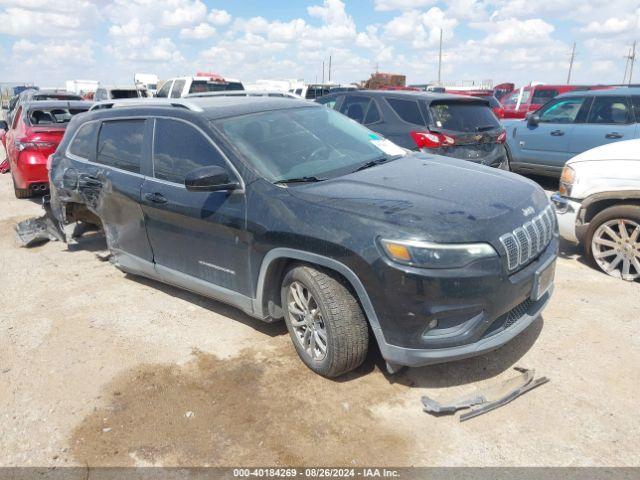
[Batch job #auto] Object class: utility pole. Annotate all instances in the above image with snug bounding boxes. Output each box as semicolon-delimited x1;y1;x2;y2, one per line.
437;28;443;85
629;41;637;84
623;46;631;84
567;42;576;84
328;55;332;83
322;60;325;84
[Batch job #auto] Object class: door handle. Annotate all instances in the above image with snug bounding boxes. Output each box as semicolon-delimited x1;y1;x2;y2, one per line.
550;130;564;136
605;132;623;139
144;192;167;204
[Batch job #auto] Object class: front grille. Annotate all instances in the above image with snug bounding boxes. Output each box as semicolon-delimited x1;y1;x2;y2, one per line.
500;205;555;271
504;298;534;329
484;298;535;337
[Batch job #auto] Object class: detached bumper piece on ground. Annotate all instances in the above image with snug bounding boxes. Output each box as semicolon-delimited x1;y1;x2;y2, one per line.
421;367;549;422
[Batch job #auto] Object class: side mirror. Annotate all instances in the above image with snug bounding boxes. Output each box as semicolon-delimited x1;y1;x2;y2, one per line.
526;113;540;126
0;120;8;131
185;165;239;192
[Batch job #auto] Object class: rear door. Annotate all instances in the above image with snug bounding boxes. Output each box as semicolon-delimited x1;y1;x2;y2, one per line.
512;95;589;170
66;118;154;272
141;117;250;296
568;95;637;155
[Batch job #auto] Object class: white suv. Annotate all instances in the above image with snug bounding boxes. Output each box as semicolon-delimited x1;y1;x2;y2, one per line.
552;139;640;281
156;74;243;98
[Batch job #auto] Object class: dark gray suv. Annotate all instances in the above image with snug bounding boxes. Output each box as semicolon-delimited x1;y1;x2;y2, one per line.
46;97;557;377
317;90;509;169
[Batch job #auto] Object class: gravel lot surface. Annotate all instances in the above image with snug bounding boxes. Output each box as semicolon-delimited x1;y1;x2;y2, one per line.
1;156;639;467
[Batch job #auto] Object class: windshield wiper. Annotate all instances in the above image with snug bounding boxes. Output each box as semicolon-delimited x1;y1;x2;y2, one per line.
476;125;497;132
353;156;399;173
274;176;326;185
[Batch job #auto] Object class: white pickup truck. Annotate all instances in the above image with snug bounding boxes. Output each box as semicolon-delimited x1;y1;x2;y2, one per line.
552;139;640;281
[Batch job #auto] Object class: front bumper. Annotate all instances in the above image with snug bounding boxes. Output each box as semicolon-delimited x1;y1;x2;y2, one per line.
551;192;581;243
368;238;558;368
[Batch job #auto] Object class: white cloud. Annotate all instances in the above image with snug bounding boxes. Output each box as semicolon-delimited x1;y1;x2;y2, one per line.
480;18;555;46
383;7;458;49
373;0;436;11
0;6;95;37
109;19;153;38
208;9;231;26
581;16;637;35
179;23;216;39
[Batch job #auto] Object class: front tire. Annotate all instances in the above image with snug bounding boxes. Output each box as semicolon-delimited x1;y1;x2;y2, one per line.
281;265;369;378
585;205;640;281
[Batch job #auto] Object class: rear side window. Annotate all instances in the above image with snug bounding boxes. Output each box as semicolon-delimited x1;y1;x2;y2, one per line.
632;97;640;122
532;89;558;104
339;96;371;124
156;81;172;98
153;119;228;184
586;96;632;124
96;120;145;173
170;80;185;98
188;80;242;94
364;101;381;124
386;98;425;125
429;101;499;132
69;122;98;159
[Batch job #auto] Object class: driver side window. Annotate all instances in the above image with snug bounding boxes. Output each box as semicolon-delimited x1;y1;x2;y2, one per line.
538;97;586;124
153;119;230;184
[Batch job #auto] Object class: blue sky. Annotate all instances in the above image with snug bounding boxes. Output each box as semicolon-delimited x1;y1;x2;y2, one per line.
0;0;638;88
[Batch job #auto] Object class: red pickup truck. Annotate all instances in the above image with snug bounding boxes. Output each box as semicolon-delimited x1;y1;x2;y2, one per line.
500;84;613;119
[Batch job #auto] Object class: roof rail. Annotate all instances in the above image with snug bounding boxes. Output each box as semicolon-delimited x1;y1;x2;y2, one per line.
89;98;203;112
185;90;298;99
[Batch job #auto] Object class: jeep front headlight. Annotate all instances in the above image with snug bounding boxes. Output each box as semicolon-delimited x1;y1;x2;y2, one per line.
380;239;497;269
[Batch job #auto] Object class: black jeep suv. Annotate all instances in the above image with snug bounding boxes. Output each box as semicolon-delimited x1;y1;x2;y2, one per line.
47;97;557;377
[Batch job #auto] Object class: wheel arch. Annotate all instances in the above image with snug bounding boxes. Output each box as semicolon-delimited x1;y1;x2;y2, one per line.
253;248;384;338
580;191;640;225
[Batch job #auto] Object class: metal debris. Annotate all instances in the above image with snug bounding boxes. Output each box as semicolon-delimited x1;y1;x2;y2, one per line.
421;367;549;422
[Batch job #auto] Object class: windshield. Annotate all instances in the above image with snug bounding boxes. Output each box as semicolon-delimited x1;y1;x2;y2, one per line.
189;80;244;93
429;100;500;132
214;107;405;182
110;89;140;99
27;108;88;125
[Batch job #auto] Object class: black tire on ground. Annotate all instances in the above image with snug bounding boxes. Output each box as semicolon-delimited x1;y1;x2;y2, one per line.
280;264;369;378
12;175;31;199
584;204;640;277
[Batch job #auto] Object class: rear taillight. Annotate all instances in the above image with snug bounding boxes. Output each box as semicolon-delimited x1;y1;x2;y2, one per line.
496;130;507;144
410;131;455;149
15;139;55;152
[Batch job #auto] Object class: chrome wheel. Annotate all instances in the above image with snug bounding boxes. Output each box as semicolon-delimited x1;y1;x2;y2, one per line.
287;281;328;361
591;218;640;281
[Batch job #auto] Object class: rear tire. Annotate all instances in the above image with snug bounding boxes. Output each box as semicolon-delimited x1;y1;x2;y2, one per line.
12;175;31;199
584;204;640;281
281;265;369;378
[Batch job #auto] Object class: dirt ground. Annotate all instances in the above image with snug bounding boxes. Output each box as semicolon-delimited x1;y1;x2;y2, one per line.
1;163;639;468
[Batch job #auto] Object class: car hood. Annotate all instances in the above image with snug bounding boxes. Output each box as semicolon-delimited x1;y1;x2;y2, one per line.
288;153;550;244
568;139;640;164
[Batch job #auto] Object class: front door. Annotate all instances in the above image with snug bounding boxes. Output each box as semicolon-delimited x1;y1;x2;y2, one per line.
568;95;637;155
513;95;589;170
141;118;250;296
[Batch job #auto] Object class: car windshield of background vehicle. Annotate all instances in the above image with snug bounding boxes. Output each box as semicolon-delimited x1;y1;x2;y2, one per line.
531;89;558;104
214;106;405;183
189;81;244;94
110;90;140;99
28;108;88;125
502;90;531;105
538;97;586;123
586;96;632;124
429;101;500;132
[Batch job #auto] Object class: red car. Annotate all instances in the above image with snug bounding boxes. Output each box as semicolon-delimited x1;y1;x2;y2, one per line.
1;100;91;198
500;84;612;119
